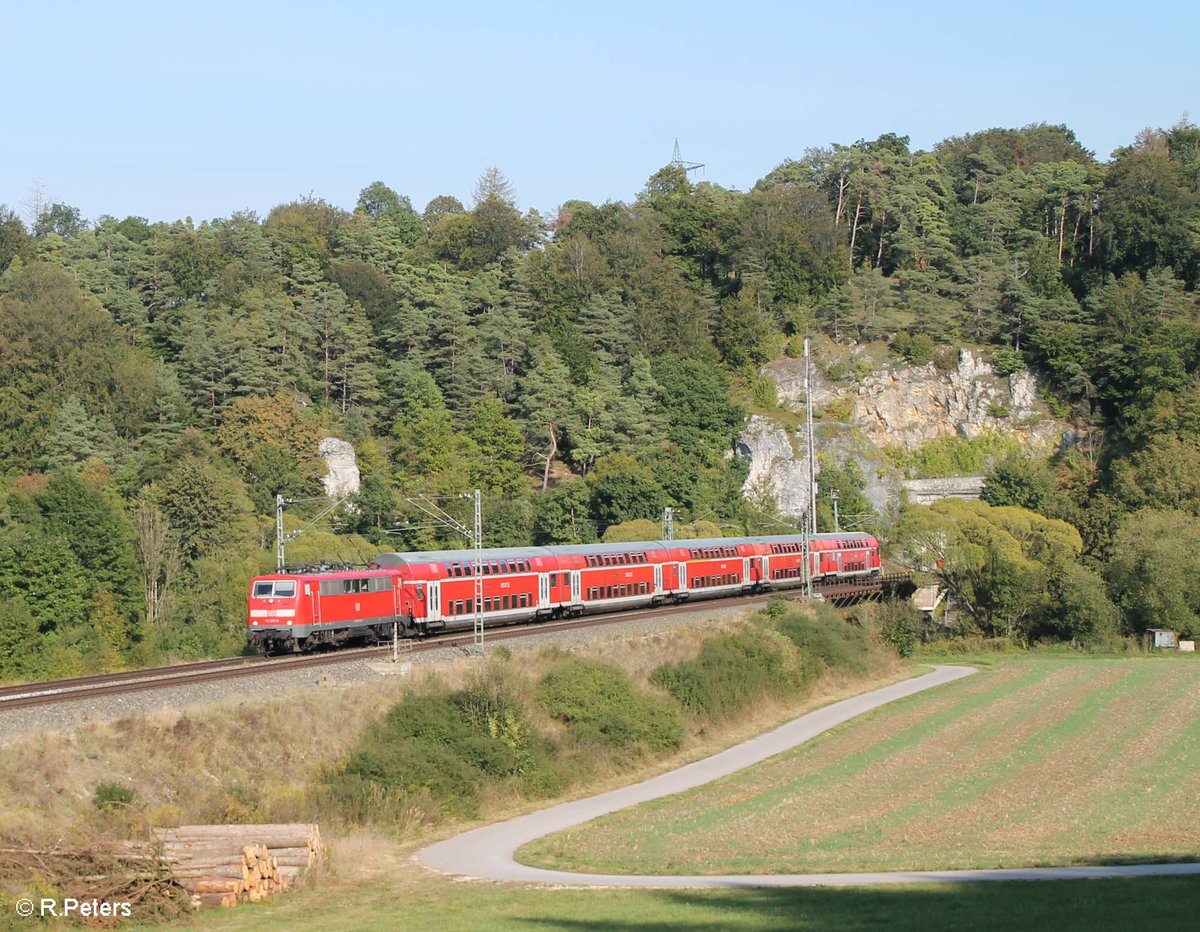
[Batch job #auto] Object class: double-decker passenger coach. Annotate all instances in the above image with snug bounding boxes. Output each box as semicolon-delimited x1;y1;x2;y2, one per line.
247;532;881;653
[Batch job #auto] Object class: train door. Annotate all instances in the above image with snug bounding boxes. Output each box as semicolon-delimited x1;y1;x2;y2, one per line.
676;562;688;592
742;557;752;585
763;556;771;586
426;581;442;622
538;572;551;610
305;582;321;626
653;563;663;595
569;571;582;605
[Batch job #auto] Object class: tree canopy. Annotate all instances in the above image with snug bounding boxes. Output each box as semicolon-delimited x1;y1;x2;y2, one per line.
4;116;1200;674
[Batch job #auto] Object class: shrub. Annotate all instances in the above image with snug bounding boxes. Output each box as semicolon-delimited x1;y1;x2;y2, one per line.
764;595;789;620
775;605;872;674
650;632;791;718
92;782;136;811
818;397;854;422
886;432;1023;479
875;599;923;657
891;332;936;366
823;356;857;381
991;347;1027;376
750;374;778;408
932;346;960;373
333;676;555;819
537;659;683;754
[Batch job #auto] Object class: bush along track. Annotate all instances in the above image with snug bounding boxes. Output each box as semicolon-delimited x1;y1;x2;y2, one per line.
325;603;898;833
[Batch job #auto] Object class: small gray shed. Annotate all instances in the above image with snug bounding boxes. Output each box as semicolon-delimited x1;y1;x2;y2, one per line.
1148;628;1178;649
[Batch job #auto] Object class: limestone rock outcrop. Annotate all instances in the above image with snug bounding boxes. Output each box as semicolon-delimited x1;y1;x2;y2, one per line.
851;349;1061;450
739;346;1070;519
320;437;360;498
736;415;813;519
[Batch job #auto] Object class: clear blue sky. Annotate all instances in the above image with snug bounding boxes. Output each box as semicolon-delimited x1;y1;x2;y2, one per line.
3;0;1196;224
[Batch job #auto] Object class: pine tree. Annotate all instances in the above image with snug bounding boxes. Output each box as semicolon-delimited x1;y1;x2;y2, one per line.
519;340;577;491
42;397;119;470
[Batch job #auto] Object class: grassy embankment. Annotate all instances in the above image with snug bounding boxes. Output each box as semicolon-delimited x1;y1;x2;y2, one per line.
1;603;903;915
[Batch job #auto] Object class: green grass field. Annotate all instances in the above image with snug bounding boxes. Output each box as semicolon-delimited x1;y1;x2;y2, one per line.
520;658;1200;875
160;657;1200;931
175;874;1200;932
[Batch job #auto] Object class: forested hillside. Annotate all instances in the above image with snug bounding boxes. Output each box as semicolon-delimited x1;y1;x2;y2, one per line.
2;119;1199;676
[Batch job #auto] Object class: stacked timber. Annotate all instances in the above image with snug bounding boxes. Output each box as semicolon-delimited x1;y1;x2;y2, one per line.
151;824;323;909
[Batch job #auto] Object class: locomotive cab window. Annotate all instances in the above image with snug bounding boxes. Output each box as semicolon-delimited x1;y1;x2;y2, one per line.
253;581;296;598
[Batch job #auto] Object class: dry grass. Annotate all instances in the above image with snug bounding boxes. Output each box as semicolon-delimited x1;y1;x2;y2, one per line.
0;606;880;845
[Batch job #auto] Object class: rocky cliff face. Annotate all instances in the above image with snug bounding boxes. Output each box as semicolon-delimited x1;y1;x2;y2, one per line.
320;437;360;498
851;349;1060;450
738;346;1069;518
736;415;814;518
765;348;1062;451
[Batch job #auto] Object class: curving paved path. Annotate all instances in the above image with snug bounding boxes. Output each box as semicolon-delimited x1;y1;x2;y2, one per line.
419;664;1200;887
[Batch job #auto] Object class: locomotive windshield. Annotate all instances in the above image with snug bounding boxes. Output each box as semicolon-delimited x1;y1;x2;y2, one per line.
253;580;297;598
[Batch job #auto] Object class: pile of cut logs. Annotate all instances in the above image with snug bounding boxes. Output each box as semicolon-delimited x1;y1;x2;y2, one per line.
151;823;324;909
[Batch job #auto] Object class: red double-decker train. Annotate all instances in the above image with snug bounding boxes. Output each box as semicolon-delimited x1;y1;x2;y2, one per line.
246;532;881;653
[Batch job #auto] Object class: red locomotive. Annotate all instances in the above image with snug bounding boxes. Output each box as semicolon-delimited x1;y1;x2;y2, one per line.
247;532;881;653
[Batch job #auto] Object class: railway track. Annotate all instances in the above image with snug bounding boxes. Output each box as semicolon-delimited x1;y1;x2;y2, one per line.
0;575;911;714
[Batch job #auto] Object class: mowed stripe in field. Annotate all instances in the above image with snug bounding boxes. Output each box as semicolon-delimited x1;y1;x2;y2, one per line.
521;660;1200;875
